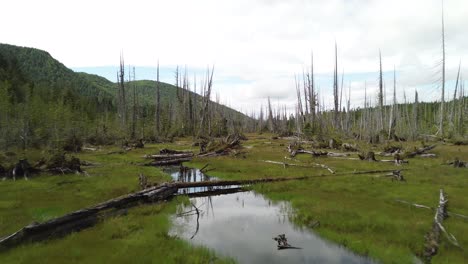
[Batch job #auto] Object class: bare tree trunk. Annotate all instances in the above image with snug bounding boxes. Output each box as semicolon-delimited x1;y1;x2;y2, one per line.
378;51;384;131
413;90;419;139
131;67;137;139
302;70;309;117
295;75;305;129
389;66;397;139
155;61;161;136
118;53;127;132
267;97;275;132
439;2;446;136
339;68;344;130
333;42;339;128
309;52;315;128
198;66;214;138
346;83;351;132
450;61;461;128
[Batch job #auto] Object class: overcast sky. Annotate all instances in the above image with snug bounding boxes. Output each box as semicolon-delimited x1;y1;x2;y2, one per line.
2;0;467;113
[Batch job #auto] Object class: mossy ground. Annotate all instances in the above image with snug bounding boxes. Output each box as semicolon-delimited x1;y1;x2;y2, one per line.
1;134;467;263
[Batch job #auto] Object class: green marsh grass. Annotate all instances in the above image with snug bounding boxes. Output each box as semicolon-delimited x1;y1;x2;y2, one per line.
1;135;467;263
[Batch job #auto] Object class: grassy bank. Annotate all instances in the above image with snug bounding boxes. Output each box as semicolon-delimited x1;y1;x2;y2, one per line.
1;134;467;263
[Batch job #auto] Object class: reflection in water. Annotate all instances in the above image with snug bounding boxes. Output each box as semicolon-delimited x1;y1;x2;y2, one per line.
167;168;374;264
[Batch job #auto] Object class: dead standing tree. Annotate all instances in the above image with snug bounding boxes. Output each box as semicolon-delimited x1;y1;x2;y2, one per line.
438;1;446;136
333;42;339;128
267;97;275;133
155;60;161;136
131;67;137;139
308;51;316;127
378;51;384;131
118;53;127;132
198;66;214;138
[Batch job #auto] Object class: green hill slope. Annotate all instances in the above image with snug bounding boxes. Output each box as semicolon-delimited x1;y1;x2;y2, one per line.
0;43;252;149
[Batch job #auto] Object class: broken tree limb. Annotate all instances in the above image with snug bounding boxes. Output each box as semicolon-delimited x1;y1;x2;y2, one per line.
199;164;210;173
310;162;335;174
261;160;312;168
394;199;468;221
260;160;335;174
395;199;433;210
190;202;200;239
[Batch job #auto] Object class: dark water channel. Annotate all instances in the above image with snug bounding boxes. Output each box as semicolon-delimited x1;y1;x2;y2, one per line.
166;167;374;264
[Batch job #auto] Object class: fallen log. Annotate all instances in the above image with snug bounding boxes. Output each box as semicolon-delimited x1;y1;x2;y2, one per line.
184;187;246;198
159;148;192;155
0;184;177;250
290;149;328;157
145;157;192;166
406;145;436;158
349;169;405;175
423;189;460;262
445;159;468;168
327;152;350;157
143;153;194;160
168;177;309;189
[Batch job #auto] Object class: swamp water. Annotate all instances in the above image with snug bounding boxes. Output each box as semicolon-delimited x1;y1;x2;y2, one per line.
166;167;374;264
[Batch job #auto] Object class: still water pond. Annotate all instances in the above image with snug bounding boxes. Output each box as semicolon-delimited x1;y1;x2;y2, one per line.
167;167;374;264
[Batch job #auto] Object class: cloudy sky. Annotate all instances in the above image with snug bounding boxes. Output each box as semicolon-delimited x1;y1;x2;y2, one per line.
2;0;467;113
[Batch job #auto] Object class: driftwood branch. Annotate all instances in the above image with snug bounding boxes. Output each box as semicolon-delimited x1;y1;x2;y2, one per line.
395;199;468;220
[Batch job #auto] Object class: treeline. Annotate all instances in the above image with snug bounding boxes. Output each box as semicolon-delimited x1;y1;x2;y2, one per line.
258;46;467;142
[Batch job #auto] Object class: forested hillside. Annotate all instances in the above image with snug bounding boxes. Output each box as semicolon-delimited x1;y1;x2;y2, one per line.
0;44;252;150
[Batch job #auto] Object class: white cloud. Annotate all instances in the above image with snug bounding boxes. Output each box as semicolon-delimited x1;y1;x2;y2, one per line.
1;0;467;113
